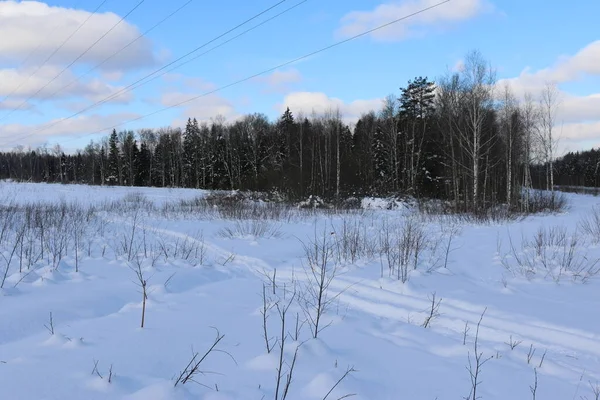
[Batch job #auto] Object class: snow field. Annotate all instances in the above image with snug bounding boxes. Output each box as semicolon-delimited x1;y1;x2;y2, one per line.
0;181;599;399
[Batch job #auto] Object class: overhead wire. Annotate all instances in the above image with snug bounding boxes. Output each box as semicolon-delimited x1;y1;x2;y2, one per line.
21;0;290;139
27;0;306;141
80;0;452;138
0;0;109;113
39;0;195;104
0;0;146;122
2;0;451;148
0;0;84;94
1;0;292;148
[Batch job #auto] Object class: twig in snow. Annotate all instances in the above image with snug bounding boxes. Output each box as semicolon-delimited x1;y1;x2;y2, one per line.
538;349;547;368
174;328;234;387
504;335;523;350
588;381;600;400
44;311;55;335
260;283;276;354
130;256;149;328
322;366;357;400
527;344;536;364
530;368;538;400
422;292;442;328
465;308;492;400
92;360;103;379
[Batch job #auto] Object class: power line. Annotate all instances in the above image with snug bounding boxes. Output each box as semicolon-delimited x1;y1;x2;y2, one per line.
30;0;306;139
2;0;297;149
0;0;84;94
40;0;195;104
25;0;290;138
3;0;450;148
82;0;452;137
0;0;109;112
0;0;145;123
113;0;309;98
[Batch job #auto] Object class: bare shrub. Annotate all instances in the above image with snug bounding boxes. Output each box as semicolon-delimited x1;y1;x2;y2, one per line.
100;193;155;214
500;225;600;282
130;257;150;328
422;292;442;328
379;216;429;282
1;221;26;288
274;294;299;400
173;328;235;388
153;230;207;265
522;190;568;214
579;205;600;244
465;308;493;400
416;190;568;224
218;220;283;239
299;227;345;339
330;217;378;264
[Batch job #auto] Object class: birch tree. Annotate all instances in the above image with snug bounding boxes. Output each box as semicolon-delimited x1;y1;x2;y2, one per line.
460;50;496;210
537;81;562;195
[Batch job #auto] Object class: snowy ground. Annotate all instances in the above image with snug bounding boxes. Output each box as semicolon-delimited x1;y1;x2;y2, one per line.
1;181;599;400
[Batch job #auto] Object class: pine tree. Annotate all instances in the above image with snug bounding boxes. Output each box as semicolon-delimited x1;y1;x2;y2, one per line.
107;129;120;185
136;143;151;186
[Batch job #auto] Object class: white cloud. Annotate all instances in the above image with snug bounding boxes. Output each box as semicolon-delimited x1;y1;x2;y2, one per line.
0;98;35;111
255;69;302;93
0;112;141;150
559;121;600;142
160;74;217;92
0;66;132;104
0;1;156;71
277;92;383;124
496;40;600;154
336;0;491;41
497;41;600;96
161;91;240;127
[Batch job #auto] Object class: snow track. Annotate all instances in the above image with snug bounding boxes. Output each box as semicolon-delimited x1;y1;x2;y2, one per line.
1;182;599;399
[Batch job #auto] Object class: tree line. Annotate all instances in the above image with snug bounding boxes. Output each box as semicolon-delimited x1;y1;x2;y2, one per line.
0;50;593;211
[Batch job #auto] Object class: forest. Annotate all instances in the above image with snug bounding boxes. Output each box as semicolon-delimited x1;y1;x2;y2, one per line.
1;51;597;211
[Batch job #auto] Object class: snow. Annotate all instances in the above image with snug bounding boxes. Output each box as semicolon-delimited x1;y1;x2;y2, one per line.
1;181;599;400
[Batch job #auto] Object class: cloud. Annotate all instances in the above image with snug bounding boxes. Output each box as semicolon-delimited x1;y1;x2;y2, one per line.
255;69;302;93
0;66;133;104
0;98;35;111
0;1;156;71
0;112;141;150
497;41;600;96
161;74;217;92
496;40;600;154
161;91;240;127
559;121;600;142
336;0;491;41
277;92;383;124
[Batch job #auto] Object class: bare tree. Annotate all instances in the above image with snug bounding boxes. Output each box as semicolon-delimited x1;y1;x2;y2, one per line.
520;92;539;211
460;50;496;210
379;95;401;192
500;83;519;206
537;82;562;195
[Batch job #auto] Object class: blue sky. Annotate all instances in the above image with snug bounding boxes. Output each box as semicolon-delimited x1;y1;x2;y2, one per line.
0;0;599;154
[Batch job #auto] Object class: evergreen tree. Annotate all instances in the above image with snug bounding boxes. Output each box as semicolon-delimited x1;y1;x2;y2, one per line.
107;129;120;185
136;142;151;186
